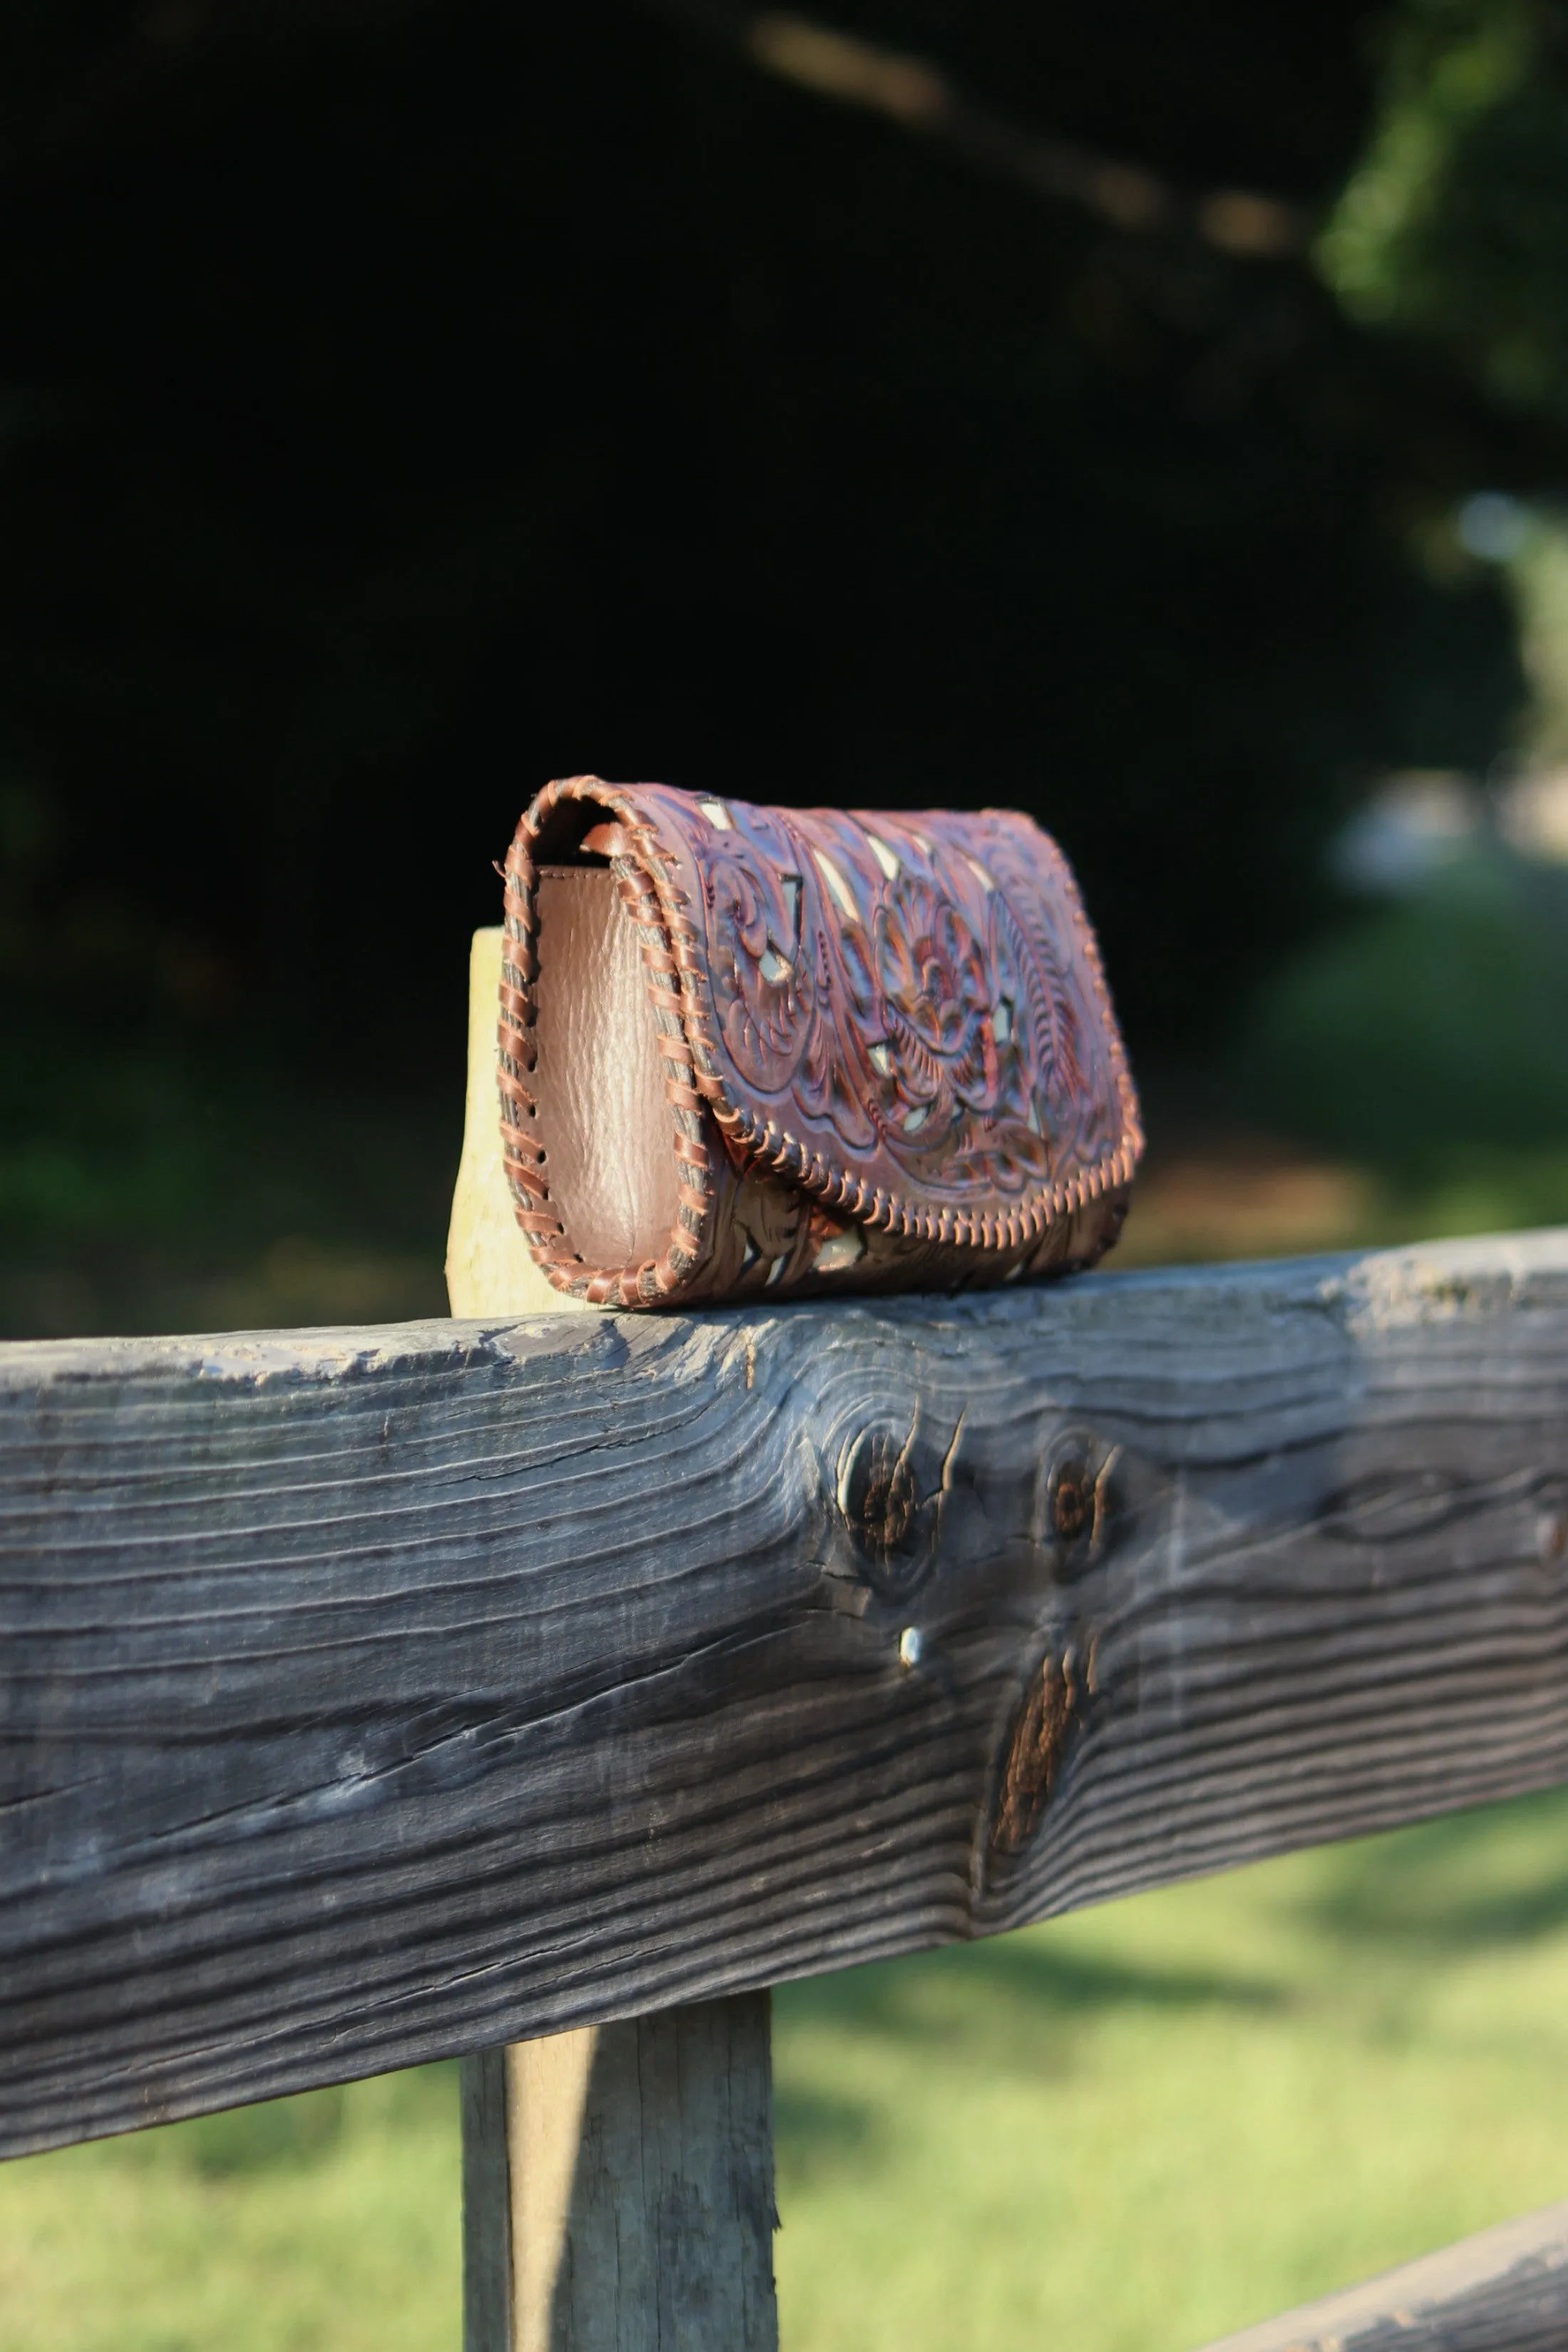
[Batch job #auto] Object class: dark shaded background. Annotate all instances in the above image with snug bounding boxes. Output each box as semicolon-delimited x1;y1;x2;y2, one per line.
4;24;1568;2350
2;0;1564;1331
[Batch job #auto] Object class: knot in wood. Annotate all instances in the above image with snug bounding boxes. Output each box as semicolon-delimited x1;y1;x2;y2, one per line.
1051;1457;1093;1545
1042;1433;1120;1577
840;1428;918;1563
991;1644;1093;1855
835;1422;941;1599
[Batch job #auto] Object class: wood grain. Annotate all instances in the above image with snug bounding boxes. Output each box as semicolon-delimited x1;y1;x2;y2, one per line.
463;1996;776;2352
3;1228;1567;2156
1196;2199;1568;2351
445;927;574;1323
463;2047;513;2352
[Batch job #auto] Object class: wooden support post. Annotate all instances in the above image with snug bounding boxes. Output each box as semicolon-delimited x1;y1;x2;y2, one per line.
448;929;780;2352
461;1996;777;2352
445;926;569;1322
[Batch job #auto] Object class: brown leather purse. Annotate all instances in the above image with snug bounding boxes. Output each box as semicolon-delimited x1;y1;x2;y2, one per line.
497;777;1142;1308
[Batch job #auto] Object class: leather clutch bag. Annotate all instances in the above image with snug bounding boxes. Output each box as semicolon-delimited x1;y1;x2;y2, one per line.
497;776;1143;1309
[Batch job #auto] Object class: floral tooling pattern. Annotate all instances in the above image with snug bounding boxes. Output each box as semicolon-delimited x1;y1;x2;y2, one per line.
626;787;1139;1232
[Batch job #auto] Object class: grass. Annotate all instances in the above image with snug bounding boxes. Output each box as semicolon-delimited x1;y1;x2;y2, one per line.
4;1789;1567;2352
772;1790;1568;2352
0;2069;460;2352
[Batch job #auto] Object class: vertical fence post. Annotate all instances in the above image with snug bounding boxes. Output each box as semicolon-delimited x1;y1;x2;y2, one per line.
461;1998;777;2352
448;927;780;2352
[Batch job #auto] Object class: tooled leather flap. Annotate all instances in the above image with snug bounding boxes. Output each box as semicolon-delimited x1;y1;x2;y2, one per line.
518;778;1142;1254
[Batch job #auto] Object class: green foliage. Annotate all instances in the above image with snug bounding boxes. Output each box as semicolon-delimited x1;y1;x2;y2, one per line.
1244;845;1568;1164
1504;508;1568;757
0;1012;455;1336
1323;0;1568;417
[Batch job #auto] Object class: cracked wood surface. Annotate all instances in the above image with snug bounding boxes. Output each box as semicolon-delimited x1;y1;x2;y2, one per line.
2;1228;1567;2157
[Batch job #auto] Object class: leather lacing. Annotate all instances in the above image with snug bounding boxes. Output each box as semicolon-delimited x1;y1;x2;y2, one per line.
497;774;1140;1304
499;778;721;1306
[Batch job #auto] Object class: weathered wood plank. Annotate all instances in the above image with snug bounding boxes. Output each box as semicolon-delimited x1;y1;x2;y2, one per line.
462;1996;775;2352
463;2047;514;2352
1196;2199;1568;2351
2;1229;1567;2156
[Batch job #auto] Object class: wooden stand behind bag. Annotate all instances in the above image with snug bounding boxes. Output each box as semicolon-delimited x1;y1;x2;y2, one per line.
448;927;780;2352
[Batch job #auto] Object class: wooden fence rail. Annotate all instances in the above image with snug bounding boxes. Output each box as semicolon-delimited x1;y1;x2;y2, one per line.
3;1227;1567;2150
1205;2199;1568;2352
4;1225;1568;2347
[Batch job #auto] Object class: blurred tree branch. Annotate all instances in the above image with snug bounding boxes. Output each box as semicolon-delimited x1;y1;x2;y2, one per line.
649;0;1310;256
10;0;1309;261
